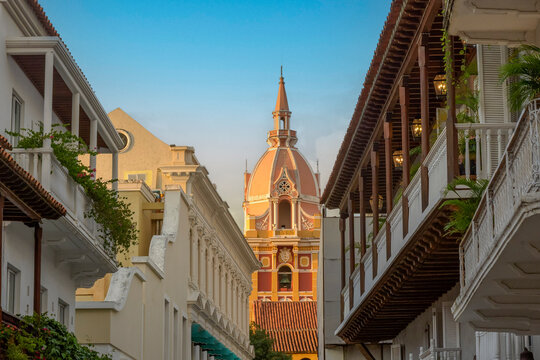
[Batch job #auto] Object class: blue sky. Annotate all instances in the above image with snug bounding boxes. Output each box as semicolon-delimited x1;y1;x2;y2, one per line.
40;0;392;223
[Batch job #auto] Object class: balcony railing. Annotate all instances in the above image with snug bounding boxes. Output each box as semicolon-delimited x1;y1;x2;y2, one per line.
457;99;540;297
419;340;461;360
342;120;516;319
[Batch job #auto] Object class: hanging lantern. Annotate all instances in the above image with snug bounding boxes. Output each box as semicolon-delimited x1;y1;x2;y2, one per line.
392;150;404;169
411;117;422;140
370;194;384;212
433;73;447;97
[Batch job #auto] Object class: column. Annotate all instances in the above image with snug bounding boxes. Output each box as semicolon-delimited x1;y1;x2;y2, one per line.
292;246;299;301
399;76;410;236
291;199;297;230
371;145;379;278
71;92;80;137
0;196;4;316
112;151;119;191
89;119;97;178
384;114;393;260
347;194;355;307
33;224;42;314
339;214;346;321
419;33;430;211
41;51;54;191
272;199;278;230
358;171;366;294
191;228;199;285
193;345;201;360
446;36;459;183
213;258;219;304
199;240;206;294
207;248;213;299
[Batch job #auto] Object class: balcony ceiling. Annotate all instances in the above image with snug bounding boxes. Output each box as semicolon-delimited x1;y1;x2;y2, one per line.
11;54;108;149
337;204;460;343
453;211;540;334
448;0;540;46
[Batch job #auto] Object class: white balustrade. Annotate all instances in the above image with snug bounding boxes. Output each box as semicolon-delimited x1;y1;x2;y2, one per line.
455;123;515;180
10;147;102;246
420;340;462;360
458;99;540;295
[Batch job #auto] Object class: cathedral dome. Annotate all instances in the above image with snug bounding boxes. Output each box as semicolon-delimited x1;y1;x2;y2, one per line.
243;72;320;234
245;147;319;217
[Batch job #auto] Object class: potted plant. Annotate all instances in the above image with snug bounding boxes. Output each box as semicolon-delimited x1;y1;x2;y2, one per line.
500;45;540;112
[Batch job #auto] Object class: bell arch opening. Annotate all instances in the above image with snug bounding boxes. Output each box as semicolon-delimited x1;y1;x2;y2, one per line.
278;265;292;291
278;200;292;229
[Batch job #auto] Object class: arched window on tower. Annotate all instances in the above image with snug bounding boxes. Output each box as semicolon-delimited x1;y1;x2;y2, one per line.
278;200;292;229
278;265;292;291
280;116;285;129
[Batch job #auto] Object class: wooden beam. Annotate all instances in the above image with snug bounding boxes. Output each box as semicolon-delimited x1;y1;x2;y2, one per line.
348;195;355;308
33;224;42;314
399;77;410;236
446;36;459;183
0;196;3;316
339;214;346;321
0;183;41;221
419;32;430;211
359;172;366;295
371;145;379;278
384;114;393;260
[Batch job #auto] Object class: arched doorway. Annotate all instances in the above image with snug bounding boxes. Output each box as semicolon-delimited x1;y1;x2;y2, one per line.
278;265;292;291
278;200;292;229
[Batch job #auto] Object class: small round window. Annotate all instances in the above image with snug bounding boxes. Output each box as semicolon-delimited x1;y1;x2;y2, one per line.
117;129;132;152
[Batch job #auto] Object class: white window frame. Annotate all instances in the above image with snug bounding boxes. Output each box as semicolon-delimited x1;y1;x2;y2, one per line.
58;299;68;326
11;92;23;145
6;265;20;315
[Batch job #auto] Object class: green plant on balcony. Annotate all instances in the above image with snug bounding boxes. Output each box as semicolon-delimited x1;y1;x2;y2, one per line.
440;177;488;235
7;123;138;261
500;44;540;112
0;313;111;359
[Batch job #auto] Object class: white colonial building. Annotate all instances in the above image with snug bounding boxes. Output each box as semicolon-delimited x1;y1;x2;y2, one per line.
75;111;260;360
0;0;122;330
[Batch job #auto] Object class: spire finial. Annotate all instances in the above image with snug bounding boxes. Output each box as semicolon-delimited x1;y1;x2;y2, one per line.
280;65;283;78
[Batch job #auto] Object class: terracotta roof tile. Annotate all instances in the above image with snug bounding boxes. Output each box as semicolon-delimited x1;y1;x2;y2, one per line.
253;301;318;354
0;138;66;220
25;0;59;37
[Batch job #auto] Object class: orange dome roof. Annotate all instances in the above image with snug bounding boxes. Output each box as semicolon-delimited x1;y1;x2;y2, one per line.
246;147;319;215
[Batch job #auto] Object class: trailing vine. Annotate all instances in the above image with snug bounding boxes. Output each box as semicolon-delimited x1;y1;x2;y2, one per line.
7;123;138;261
0;313;112;359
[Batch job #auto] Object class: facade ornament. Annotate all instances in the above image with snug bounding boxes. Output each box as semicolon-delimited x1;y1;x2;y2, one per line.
279;248;292;263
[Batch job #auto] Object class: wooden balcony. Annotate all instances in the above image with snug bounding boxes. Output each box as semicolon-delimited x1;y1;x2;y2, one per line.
338;120;515;342
452;99;540;333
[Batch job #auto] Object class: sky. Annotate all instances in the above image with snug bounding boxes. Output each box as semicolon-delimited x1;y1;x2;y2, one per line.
40;0;392;225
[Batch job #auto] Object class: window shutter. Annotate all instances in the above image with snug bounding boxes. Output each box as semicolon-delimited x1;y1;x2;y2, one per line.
391;344;403;360
478;45;510;174
442;302;459;348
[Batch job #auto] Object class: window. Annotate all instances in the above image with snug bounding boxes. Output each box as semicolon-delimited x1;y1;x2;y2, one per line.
11;93;23;145
164;299;170;360
116;129;132;152
173;307;179;360
40;287;48;314
278;266;292;291
6;266;19;314
58;299;68;326
278;200;292;229
127;173;147;181
182;316;188;360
